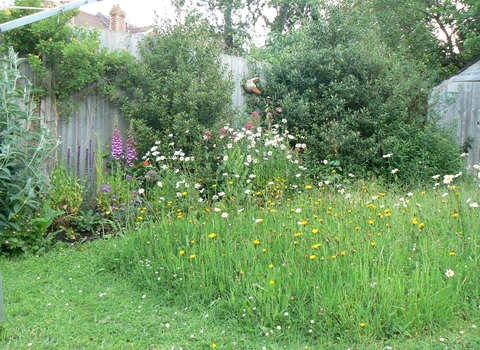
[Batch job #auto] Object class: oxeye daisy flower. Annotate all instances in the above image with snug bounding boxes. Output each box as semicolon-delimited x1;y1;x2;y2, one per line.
445;269;454;278
443;174;454;184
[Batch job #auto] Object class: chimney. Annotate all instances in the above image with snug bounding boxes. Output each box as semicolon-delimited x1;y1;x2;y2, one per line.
109;4;126;32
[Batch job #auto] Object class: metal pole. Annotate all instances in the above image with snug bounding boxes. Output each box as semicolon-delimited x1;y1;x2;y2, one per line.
0;0;103;33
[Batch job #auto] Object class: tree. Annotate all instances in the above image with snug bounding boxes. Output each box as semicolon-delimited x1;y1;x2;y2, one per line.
249;4;462;183
117;15;234;157
366;0;480;76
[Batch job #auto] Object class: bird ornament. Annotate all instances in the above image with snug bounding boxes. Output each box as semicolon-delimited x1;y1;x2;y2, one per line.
241;77;261;95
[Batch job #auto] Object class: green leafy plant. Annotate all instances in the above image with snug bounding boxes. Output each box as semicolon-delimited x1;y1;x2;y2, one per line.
0;48;60;253
0;0;133;118
49;164;85;230
118;15;234;156
72;209;112;235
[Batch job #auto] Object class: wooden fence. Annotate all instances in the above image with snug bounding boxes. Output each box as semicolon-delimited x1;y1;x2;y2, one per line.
35;29;258;183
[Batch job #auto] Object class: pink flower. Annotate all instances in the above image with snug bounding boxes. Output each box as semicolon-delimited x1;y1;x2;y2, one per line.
219;127;228;136
245;122;253;131
126;130;138;166
111;128;124;160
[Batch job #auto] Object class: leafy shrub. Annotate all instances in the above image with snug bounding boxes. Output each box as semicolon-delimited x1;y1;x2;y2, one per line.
250;9;462;184
117;15;234;155
0;48;60;253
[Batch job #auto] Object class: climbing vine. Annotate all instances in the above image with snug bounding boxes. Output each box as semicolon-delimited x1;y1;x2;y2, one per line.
0;0;133;118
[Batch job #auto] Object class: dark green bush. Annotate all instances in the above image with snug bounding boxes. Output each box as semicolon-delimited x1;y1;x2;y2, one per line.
250;8;462;184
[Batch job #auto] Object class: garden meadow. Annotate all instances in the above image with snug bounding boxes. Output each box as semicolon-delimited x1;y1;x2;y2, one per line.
86;112;480;346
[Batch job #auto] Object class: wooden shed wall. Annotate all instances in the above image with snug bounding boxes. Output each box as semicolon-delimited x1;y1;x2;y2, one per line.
432;60;480;169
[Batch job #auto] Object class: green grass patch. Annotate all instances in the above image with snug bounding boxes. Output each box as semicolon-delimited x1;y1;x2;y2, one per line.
103;181;480;345
1;181;479;349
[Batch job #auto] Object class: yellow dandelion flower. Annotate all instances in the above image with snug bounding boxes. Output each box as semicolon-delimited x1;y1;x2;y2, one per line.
312;243;322;249
331;255;337;259
269;264;274;269
309;255;316;260
269;280;275;285
418;222;425;229
189;254;196;259
208;233;217;239
360;322;366;327
179;250;185;255
452;213;459;218
253;240;261;245
367;220;374;225
294;232;302;237
411;217;418;225
262;248;267;253
305;185;313;189
449;251;455;256
212;344;217;348
312;228;319;234
370;241;376;247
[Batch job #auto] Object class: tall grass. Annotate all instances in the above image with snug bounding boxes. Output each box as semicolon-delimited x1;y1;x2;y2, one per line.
104;179;479;343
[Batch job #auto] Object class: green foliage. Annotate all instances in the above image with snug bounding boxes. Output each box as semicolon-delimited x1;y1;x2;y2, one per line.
359;0;480;77
72;209;112;235
250;8;463;184
48;164;85;230
0;48;60;253
0;0;133;117
118;15;234;154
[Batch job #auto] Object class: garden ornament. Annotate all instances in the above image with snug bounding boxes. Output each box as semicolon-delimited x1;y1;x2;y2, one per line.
241;77;262;95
